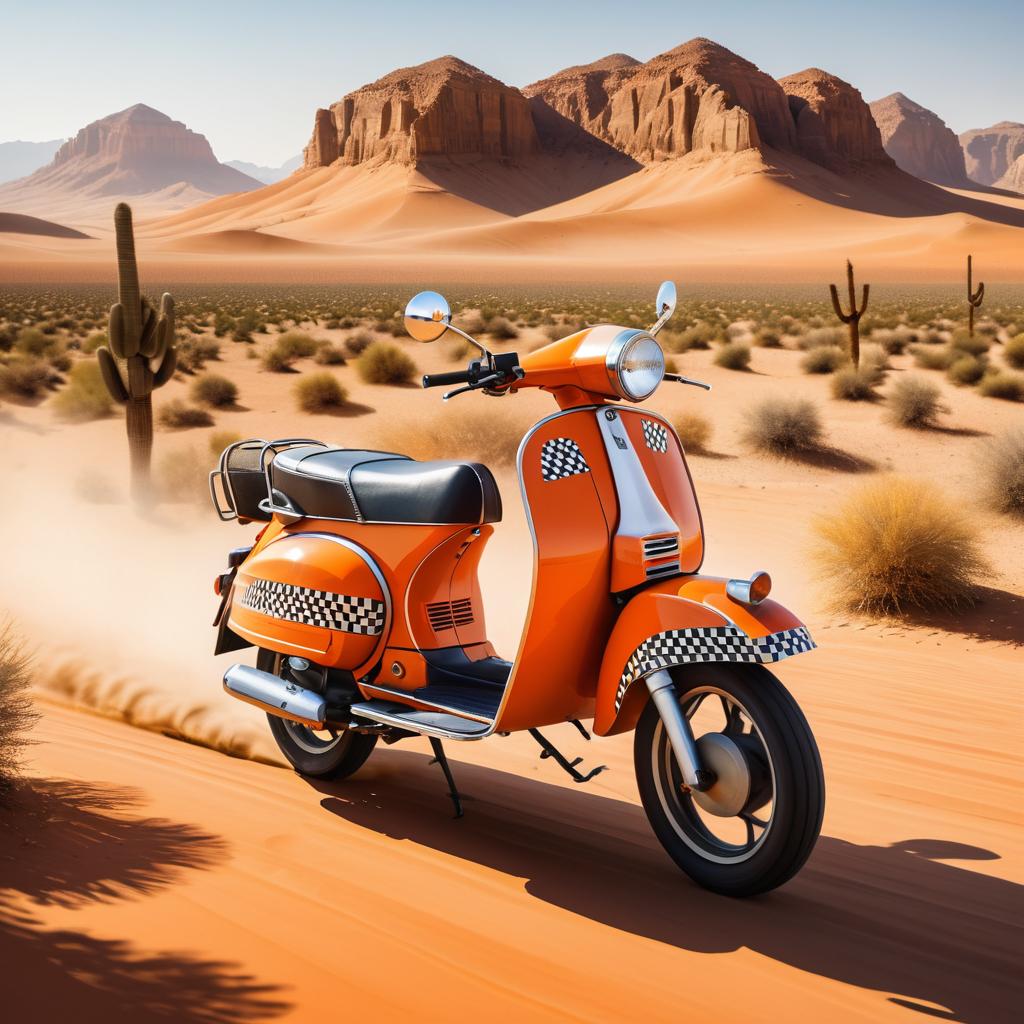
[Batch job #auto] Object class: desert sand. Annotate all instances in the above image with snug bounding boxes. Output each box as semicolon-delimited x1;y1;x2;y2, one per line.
2;325;1022;1021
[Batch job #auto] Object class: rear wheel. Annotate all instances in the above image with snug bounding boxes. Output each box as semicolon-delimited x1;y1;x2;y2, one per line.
257;649;377;780
634;662;823;896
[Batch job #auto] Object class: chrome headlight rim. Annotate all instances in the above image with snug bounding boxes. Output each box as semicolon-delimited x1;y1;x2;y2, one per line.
605;329;665;402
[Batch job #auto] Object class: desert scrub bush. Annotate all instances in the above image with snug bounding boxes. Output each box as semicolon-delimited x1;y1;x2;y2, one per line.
947;354;987;385
1004;334;1024;370
798;326;845;350
978;427;1024;516
672;410;713;453
754;327;782;348
831;366;879;401
859;344;890;381
886;375;947;428
801;346;848;374
485;316;519;341
158;399;214;429
0;355;55;398
314;341;346;365
190;372;238;407
950;327;990;356
0;622;35;792
356;341;417;384
176;335;221;373
343;330;374;357
812;477;987;614
741;397;823;456
81;331;108;354
664;322;719;352
208;429;242;458
295;372;348;412
977;370;1024;402
14;326;55;357
51;360;113;422
713;341;751;371
262;331;318;371
911;344;956;370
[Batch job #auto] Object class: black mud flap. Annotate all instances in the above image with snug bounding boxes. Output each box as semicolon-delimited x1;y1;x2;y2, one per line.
212;564;253;655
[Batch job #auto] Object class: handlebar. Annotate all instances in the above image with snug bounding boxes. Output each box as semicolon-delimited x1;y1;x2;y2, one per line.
422;369;474;389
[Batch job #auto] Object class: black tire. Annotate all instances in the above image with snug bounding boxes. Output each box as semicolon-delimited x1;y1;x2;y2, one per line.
634;662;824;897
258;649;377;780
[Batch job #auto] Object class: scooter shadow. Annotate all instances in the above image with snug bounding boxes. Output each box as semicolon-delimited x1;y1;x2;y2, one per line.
309;749;1020;1023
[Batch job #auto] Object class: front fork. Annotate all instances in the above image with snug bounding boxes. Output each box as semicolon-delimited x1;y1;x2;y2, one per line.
645;670;715;791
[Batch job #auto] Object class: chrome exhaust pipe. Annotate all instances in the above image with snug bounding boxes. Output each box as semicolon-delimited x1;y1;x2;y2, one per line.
223;663;327;729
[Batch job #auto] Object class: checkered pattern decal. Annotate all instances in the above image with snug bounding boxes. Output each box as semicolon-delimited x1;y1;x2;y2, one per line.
240;578;385;635
641;419;669;453
541;438;590;481
615;625;815;709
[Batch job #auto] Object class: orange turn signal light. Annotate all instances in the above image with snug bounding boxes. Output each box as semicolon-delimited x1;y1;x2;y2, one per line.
213;574;223;596
726;571;772;606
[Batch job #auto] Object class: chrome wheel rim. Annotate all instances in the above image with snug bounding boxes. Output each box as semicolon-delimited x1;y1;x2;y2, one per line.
651;685;776;865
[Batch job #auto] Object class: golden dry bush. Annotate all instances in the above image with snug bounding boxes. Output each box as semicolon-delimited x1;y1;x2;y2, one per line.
356;341;417;385
51;359;113;422
294;372;347;412
673;410;713;453
978;427;1024;517
812;477;988;614
154;445;210;503
0;622;36;792
741;396;823;456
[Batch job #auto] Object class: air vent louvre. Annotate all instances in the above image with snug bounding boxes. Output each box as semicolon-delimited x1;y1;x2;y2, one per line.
643;535;680;559
426;599;475;633
645;561;680;579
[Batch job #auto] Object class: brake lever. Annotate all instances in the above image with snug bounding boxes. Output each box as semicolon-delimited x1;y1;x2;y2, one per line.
443;366;524;402
665;373;712;391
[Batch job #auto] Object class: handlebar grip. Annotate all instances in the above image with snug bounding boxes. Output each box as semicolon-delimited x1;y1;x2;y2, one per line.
422;369;472;389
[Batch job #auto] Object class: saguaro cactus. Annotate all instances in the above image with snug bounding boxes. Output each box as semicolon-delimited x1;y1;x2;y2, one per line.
96;203;177;501
829;259;870;370
966;254;985;338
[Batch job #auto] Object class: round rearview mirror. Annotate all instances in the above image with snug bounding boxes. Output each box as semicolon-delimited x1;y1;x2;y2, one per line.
404;291;451;343
656;280;677;321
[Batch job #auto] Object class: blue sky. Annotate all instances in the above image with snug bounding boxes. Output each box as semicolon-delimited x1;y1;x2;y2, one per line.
1;0;1020;165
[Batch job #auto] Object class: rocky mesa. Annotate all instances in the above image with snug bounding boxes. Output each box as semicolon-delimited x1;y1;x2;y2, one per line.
304;56;539;169
959;121;1024;187
868;92;968;186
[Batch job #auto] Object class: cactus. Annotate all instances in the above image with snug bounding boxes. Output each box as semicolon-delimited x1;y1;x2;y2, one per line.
967;254;985;338
829;259;869;370
96;203;177;501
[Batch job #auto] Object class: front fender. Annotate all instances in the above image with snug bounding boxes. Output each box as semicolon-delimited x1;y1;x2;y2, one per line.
593;576;815;736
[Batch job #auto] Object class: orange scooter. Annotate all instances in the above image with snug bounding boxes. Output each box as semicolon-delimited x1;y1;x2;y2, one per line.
210;282;824;896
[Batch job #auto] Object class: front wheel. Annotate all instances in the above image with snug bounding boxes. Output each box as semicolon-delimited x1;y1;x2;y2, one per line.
258;649;377;780
634;662;824;897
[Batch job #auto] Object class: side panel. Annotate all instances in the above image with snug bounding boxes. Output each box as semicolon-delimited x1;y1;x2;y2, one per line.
493;409;616;731
593;576;815;736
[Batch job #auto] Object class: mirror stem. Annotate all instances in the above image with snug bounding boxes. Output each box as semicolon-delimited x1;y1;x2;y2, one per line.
445;323;495;368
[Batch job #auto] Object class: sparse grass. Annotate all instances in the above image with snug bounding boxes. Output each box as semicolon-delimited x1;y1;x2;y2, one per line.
978;370;1024;402
672;410;713;453
51;359;113;422
886;375;947;428
812;477;987;614
1004;335;1024;370
978;427;1024;517
947;354;988;385
356;341;417;385
831;366;879;401
158;399;214;429
801;346;848;374
295;372;347;412
713;341;751;370
0;622;35;792
741;396;823;456
190;373;238;408
911;344;957;371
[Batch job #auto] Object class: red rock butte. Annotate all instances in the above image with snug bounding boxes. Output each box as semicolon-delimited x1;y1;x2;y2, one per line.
868;92;968;187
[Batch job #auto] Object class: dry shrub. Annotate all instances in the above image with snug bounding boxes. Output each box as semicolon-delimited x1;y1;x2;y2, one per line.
14;327;54;357
262;330;318;372
0;622;36;792
51;359;112;422
812;477;987;614
314;341;346;365
0;355;55;398
713;341;751;370
155;445;210;503
798;326;845;350
372;406;528;467
356;341;417;384
950;327;990;356
912;344;956;371
177;335;221;373
295;372;347;412
754;328;782;348
663;322;718;352
158;399;214;429
81;331;108;354
208;429;242;458
741;396;823;456
947;354;987;385
673;410;713;453
344;330;374;357
978;427;1024;516
859;344;890;380
1005;335;1024;370
190;372;238;407
831;366;879;401
886;374;947;428
978;370;1024;402
801;346;847;374
485;316;519;340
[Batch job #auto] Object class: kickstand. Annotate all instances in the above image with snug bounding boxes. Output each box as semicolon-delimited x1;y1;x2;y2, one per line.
428;737;464;819
529;728;608;784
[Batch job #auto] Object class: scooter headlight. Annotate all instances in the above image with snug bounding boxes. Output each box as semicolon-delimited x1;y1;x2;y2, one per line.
607;330;665;401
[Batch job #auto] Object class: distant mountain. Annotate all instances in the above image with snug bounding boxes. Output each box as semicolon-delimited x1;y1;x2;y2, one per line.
868;92;968;186
959;122;1024;187
0;139;65;184
995;153;1024;193
226;155;303;184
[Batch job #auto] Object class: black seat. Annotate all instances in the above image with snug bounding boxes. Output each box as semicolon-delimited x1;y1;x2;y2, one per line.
270;446;501;525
